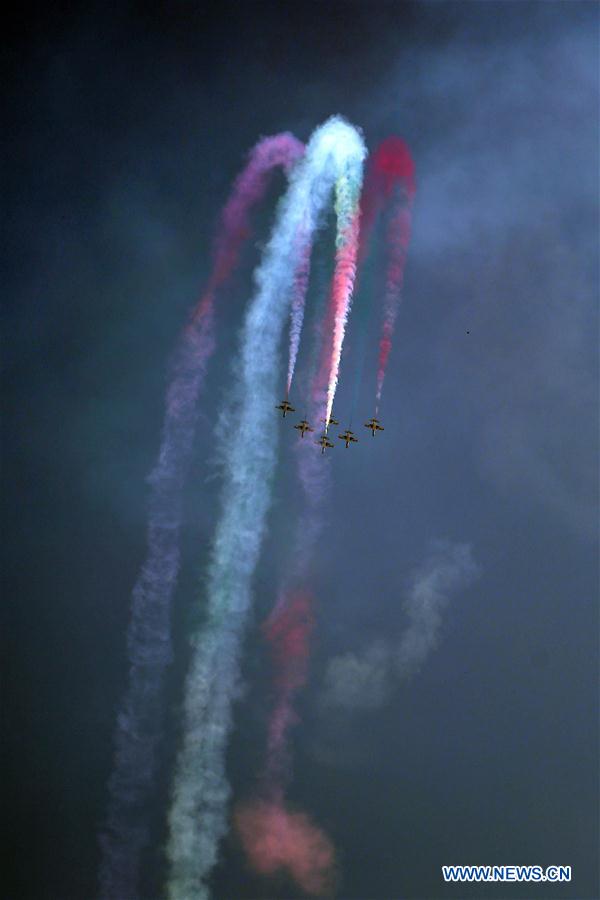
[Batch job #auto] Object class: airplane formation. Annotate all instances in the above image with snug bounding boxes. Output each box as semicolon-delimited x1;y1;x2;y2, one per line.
276;400;384;454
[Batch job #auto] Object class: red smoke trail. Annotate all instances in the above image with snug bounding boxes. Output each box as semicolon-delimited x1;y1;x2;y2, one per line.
234;592;336;895
262;591;314;799
286;232;313;398
359;137;416;415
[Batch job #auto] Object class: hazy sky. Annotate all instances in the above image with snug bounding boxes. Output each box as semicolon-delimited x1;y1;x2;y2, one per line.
3;3;598;898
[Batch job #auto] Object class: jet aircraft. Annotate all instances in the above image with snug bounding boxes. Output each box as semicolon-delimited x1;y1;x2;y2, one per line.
315;433;335;454
276;399;295;418
338;429;358;448
294;419;314;438
321;415;339;432
364;416;384;436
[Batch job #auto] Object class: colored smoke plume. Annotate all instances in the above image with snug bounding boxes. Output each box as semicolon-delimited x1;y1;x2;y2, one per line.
325;206;361;425
358;137;416;414
235;801;336;896
196;134;304;307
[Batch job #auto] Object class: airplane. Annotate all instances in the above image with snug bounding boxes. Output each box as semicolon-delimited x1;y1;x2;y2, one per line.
338;429;358;448
321;415;339;432
315;433;335;455
294;419;314;438
276;399;295;418
364;416;384;436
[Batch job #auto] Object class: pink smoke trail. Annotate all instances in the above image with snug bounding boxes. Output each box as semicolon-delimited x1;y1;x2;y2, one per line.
234;592;336;895
100;133;304;900
189;134;303;326
359;137;416;415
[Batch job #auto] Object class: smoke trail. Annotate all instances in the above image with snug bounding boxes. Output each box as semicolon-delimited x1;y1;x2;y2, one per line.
319;541;480;713
234;593;337;897
309;176;362;429
396;539;480;678
166;117;366;900
261;592;315;798
376;192;414;413
98;322;215;900
196;134;305;306
99;133;304;899
235;801;336;896
358;137;416;415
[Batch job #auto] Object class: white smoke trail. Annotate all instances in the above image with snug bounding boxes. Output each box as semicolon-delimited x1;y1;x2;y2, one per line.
320;540;480;712
166;117;366;900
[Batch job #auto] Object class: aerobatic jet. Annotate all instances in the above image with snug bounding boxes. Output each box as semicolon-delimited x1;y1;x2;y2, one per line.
276;399;295;418
364;416;384;436
321;415;339;432
315;433;335;454
338;429;358;448
294;419;314;438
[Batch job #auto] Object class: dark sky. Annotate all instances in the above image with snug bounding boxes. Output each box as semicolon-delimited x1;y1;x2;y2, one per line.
3;2;599;899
